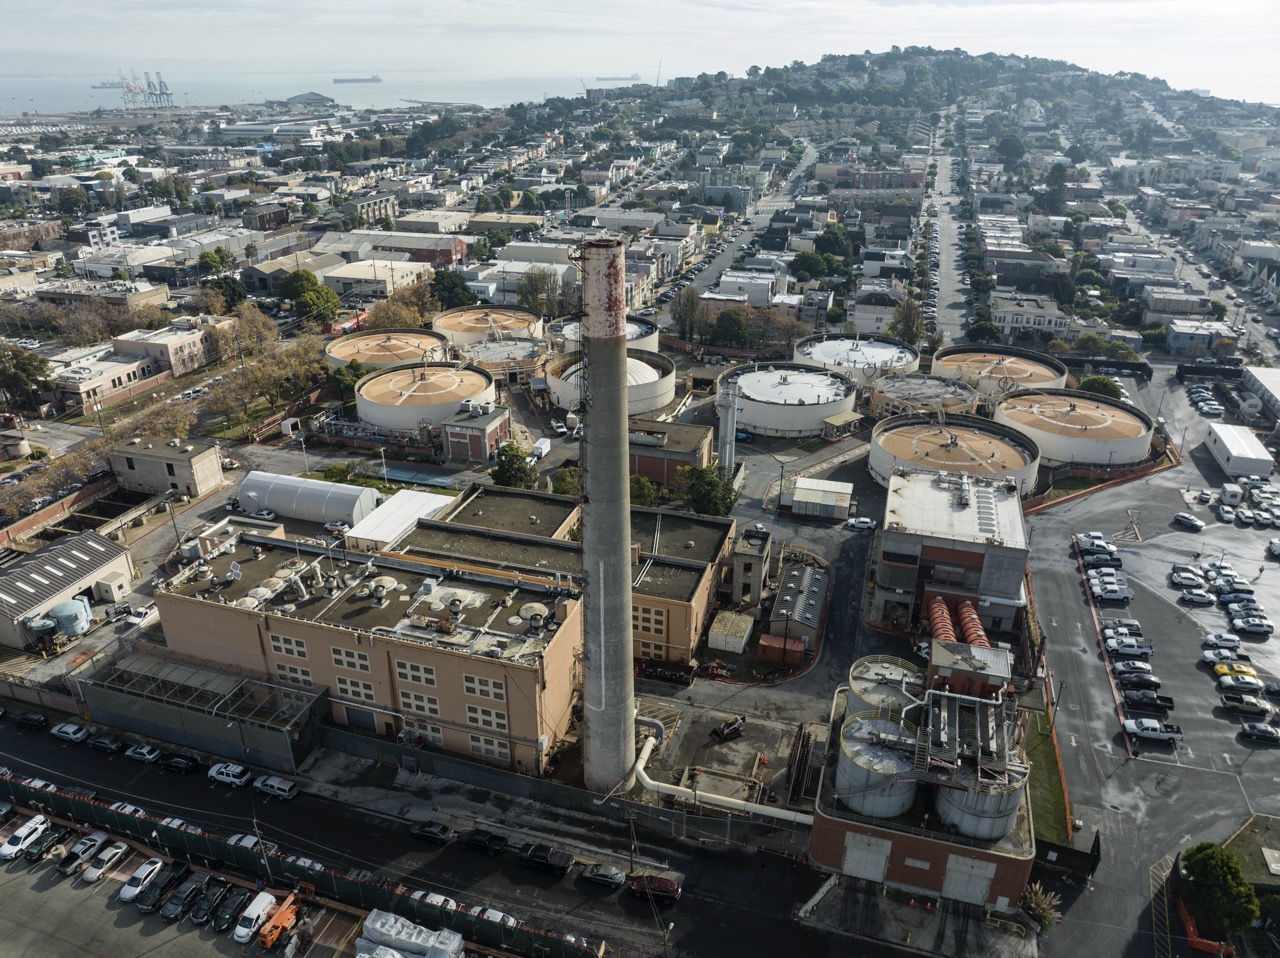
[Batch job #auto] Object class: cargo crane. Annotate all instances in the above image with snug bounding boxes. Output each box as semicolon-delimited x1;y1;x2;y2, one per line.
154;72;174;108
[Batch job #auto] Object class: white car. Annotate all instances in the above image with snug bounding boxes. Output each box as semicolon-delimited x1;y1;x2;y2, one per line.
50;722;90;743
1270;538;1280;557
323;520;350;535
108;802;147;818
1219;505;1236;522
411;890;459;911
845;517;878;530
124;744;161;763
208;762;252;787
0;815;49;859
1173;512;1205;531
1171;572;1204;587
119;857;165;902
1237;509;1256;525
1203;632;1242;649
227;833;279;854
82;841;129;883
468;906;522;928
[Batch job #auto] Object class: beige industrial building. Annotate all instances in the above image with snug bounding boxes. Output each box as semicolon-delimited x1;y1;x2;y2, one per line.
110;437;225;499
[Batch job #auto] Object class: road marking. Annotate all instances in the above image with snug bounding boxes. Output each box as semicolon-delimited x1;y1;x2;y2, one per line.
1050;617;1058;627
1223;753;1234;767
1069;734;1078;748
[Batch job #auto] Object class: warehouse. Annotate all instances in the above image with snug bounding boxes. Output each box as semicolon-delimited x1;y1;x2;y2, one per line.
235;472;380;526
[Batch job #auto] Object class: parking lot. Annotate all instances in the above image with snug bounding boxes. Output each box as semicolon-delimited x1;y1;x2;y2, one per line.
0;819;353;957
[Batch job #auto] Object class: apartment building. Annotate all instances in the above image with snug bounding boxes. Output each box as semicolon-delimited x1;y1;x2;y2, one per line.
112;314;235;377
341;193;398;224
986;293;1069;338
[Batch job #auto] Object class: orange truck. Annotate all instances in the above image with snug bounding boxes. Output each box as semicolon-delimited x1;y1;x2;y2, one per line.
258;892;299;949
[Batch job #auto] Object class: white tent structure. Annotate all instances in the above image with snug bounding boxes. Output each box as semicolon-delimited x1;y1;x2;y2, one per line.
237;471;379;526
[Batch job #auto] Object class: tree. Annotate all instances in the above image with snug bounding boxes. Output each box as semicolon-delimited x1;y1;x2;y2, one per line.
671;286;707;342
1209;300;1228;321
296;285;341;325
243;241;258;262
1074;333;1108;357
1077;375;1122;400
430;271;477;310
203;275;246;309
1181;842;1258;939
55;187;89;214
1074;269;1107;289
278;269;320;303
0;343;50;411
551;466;582;498
969;273;994;297
1046;338;1071;356
630;474;658;507
233;302;278;352
790;250;828;279
492;442;538;489
996;134;1025;169
712;309;749;347
1105;340;1138;361
887;298;926;344
363;300;421;330
674;465;736;517
388;277;439;319
967;321;1002;344
516;266;564;317
330;360;368;401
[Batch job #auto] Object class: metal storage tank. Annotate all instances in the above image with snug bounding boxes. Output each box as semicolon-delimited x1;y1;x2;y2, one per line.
932;345;1068;397
47;598;92;637
237;471;380;525
932;754;1029;840
868;373;979;418
846;656;921;718
555;318;660;354
324;328;449;370
545;350;675;416
794;334;919;382
432;306;544;346
993;388;1154;467
723;363;857;438
868;414;1040;493
836;712;919;818
355;363;496;435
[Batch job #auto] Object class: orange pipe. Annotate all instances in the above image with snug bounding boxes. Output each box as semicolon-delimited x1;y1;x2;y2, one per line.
927;596;957;643
957;601;990;648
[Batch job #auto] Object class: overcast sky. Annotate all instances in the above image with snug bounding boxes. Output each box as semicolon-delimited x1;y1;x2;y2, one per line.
6;0;1279;107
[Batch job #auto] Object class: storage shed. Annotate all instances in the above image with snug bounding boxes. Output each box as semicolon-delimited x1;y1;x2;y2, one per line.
707;610;754;655
236;471;379;526
782;477;854;519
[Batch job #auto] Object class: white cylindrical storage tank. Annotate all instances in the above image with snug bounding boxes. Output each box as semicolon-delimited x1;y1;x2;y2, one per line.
355;363;496;435
555;318;659;354
932;755;1029;841
795;334;919;383
724;363;856;438
932;345;1068;397
869;413;1040;493
324;328;449;370
868;373;980;418
432;305;544;346
545;349;675;416
846;656;921;718
993;388;1154;467
836;712;919;818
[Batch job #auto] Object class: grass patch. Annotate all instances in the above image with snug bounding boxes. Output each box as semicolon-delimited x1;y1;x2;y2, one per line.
1046;476;1103;501
1224;815;1280;894
1026;714;1070;845
797;440;824;454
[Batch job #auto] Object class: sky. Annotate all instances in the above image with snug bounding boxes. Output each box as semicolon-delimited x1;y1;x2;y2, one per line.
5;0;1279;107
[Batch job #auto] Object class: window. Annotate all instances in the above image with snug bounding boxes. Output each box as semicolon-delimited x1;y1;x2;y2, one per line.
639;640;665;661
466;705;508;732
270;634;307;659
463;675;505;701
275;663;313;687
395;661;436;686
405;723;444;746
166;463;175;477
399;690;440;717
332;647;371;672
469;734;510;762
336;675;376;702
125;457;135;471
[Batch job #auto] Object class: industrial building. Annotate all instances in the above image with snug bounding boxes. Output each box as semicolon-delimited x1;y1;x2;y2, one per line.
627;419;714;487
354;364;498;437
439;402;512;464
0;531;133;652
993;389;1155;467
868;415;1041;492
723;363;857;438
931;346;1068;397
235;472;379;526
866;374;979;418
111;437;225;499
324;329;449;370
1241;367;1280;422
794;334;919;383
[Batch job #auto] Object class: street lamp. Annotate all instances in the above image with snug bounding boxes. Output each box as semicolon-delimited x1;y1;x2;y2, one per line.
378;448;388;485
298;432;310;473
750;446;788;516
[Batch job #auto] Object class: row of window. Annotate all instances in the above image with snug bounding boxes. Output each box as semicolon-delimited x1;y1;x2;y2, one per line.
632;606;666;637
394;722;509;762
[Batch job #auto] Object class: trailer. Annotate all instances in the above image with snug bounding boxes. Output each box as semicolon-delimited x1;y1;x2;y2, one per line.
1205;423;1272;479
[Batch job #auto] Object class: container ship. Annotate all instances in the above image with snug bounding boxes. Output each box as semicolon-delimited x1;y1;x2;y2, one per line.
333;76;382;84
91;80;124;89
596;74;640;81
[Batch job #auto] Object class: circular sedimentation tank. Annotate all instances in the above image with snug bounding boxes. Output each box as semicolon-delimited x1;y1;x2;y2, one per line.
869;413;1041;491
355;363;496;434
555;318;659;353
992;388;1153;467
794;334;919;382
932;345;1068;397
868;373;980;417
432;305;544;346
545;349;676;416
325;328;448;369
721;363;856;437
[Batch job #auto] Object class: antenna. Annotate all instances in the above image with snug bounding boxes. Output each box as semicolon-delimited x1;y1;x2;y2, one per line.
655;60;662;88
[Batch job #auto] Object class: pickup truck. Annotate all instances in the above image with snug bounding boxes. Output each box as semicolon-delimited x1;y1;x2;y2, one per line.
1220;693;1272;717
1092;585;1135;603
1122;690;1174;712
1122;718;1184;744
1102;627;1144;642
517;842;576;877
1105;637;1154;659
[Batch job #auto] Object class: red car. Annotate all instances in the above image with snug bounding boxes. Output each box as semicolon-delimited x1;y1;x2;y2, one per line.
630;875;682;904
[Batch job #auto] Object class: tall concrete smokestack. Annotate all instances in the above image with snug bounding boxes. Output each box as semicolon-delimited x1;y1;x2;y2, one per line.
580;238;636;792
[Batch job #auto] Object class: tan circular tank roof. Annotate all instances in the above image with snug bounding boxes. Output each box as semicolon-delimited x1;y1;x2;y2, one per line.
434;307;539;334
878;422;1033;472
998;392;1149;441
935;350;1061;386
327;330;446;365
357;366;490;407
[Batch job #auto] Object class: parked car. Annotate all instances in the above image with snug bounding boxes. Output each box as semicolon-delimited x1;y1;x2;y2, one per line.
1173;512;1205;531
125;744;161;763
409;821;456;845
82;841;129;883
136;859;191;912
49;722;90;744
250;509;277;521
158;752;200;774
119;857;166;903
189;876;232;925
463;829;508;855
210;886;255;933
581;863;627;889
161;872;211;923
630;874;683;904
467;906;521;928
87;733;125;754
0;815;50;859
57;830;109;877
23;823;75;863
1180;589;1216;606
207;763;252;787
1241;723;1280;744
410;890;458;912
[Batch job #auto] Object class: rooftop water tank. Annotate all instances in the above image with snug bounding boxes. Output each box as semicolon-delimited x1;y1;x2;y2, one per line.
48;598;92;637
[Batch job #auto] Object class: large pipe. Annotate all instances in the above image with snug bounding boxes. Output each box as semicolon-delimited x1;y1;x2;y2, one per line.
581;238;637;793
927;596;956;642
957;601;990;648
633;736;814;826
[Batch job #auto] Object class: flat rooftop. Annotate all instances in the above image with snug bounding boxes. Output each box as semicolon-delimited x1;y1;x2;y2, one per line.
885;471;1028;549
734;367;853;406
440;487;579;536
167;545;566;664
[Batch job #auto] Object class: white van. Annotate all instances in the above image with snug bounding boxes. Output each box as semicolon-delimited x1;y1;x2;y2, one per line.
252;775;299;800
233;891;277;943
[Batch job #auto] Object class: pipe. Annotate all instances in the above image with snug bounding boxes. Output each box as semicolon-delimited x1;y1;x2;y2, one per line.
633;736;814;827
957;601;990;648
927;595;956;642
